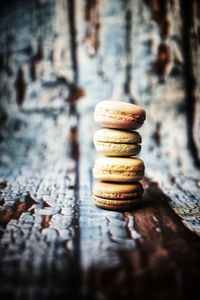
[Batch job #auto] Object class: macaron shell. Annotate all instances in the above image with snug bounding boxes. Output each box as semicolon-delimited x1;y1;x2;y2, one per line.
94;100;146;130
94;156;144;169
93;195;141;211
93;169;144;182
93;181;144;199
94;141;141;156
93;157;144;182
94;128;142;144
94;128;141;156
94;117;142;130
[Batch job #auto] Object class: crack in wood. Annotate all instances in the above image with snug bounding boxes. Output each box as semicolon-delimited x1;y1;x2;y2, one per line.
0;192;38;227
42;215;53;229
124;0;134;102
30;43;44;81
68;0;78;83
0;181;7;189
154;43;170;78
145;0;170;38
15;67;26;107
67;84;85;104
180;0;200;168
152;122;161;146
41;75;85;104
84;0;100;56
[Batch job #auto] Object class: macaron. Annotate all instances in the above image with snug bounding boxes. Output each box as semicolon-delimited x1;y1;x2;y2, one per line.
93;181;143;211
94;128;141;156
93;157;145;182
94;100;146;130
93;181;144;199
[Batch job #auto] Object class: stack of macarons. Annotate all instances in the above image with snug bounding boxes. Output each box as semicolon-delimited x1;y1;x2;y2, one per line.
93;100;146;211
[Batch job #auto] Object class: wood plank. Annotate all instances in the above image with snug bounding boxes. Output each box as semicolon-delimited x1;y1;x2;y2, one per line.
84;178;200;299
0;1;82;298
1;158;200;299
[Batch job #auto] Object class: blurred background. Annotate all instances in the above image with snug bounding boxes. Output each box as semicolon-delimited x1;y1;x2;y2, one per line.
0;0;200;170
0;0;200;299
0;0;199;173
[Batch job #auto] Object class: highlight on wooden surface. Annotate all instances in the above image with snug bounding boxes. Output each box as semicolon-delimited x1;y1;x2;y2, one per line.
0;0;199;299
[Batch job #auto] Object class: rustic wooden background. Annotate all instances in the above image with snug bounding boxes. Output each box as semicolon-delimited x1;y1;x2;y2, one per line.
0;0;200;299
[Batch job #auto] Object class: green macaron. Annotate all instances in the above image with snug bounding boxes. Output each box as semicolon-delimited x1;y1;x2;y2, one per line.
93;128;141;157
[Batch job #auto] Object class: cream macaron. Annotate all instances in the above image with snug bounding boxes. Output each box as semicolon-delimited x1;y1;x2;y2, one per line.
94;128;141;157
93;157;145;182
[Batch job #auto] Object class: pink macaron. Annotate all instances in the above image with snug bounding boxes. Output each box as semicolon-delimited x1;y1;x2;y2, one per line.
94;100;146;130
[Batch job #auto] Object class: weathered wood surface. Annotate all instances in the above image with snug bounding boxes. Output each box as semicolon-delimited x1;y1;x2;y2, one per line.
0;0;200;299
76;0;200;234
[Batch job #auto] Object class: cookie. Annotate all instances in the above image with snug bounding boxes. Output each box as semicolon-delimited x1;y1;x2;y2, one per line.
93;181;143;199
93;157;145;182
94;128;141;156
94;100;146;130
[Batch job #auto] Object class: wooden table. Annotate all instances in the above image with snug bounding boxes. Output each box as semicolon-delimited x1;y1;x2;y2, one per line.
0;148;200;299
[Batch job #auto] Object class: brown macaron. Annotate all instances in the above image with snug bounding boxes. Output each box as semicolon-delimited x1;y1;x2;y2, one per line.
93;181;143;211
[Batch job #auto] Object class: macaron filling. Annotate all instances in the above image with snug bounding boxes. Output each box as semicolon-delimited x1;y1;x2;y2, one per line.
93;196;141;210
94;142;141;156
93;168;144;176
95;108;145;123
93;191;143;199
93;195;142;204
